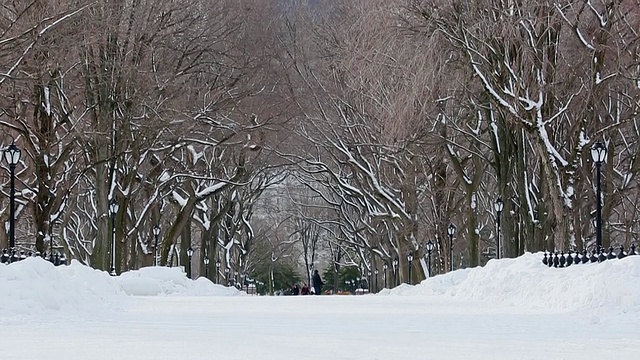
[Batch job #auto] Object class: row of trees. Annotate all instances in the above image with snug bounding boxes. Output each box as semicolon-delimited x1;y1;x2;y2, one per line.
1;0;639;288
0;0;290;277
267;0;640;286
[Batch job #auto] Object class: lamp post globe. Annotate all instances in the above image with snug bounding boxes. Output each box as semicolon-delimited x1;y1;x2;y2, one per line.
109;200;119;215
4;144;21;165
447;224;456;236
494;198;504;259
591;141;607;252
109;199;119;276
591;141;607;163
4;144;21;250
447;224;456;272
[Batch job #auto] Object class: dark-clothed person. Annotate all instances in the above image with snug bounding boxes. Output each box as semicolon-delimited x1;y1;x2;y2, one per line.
290;284;300;295
312;270;324;295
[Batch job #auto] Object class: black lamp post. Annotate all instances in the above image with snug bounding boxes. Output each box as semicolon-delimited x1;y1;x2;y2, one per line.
109;199;119;276
204;256;210;279
4;144;21;250
186;247;194;279
407;253;413;285
216;261;221;283
48;234;53;259
392;258;399;286
591;141;607;252
374;269;379;293
447;224;456;272
382;263;388;289
367;270;372;291
153;225;160;266
426;240;435;277
494;198;504;259
224;267;230;285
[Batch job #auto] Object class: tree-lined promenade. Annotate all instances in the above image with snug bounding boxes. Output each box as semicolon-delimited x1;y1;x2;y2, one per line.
0;0;639;291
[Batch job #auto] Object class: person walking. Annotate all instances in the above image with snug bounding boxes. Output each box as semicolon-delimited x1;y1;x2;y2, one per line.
312;269;324;295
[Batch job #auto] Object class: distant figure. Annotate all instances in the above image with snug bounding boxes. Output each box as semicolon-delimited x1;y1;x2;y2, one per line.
290;283;300;295
301;283;310;295
312;270;324;295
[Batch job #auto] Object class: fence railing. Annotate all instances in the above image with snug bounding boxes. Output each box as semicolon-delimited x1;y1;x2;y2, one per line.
542;244;637;267
0;249;67;266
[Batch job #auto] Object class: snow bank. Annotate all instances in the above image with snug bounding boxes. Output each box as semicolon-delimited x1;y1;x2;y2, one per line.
3;251;638;321
117;266;244;296
0;258;125;319
381;252;640;315
0;257;243;320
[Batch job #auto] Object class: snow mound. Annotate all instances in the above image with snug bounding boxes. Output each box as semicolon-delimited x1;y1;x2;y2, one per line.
0;257;244;321
117;266;244;296
0;258;126;319
380;252;640;314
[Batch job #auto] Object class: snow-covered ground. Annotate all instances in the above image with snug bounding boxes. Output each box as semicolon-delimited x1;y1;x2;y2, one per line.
0;252;638;360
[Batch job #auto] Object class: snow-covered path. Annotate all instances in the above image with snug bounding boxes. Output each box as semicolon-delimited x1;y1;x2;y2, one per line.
2;295;638;360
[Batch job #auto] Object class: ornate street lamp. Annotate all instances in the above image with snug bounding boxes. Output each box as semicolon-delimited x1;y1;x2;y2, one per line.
204;256;210;279
216;261;221;283
494;198;504;259
374;269;379;293
4;144;21;250
48;234;54;259
382;263;388;289
153;225;160;266
186;247;194;279
224;267;230;285
407;253;413;285
109;199;119;276
447;224;456;272
591;141;607;252
426;240;435;277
